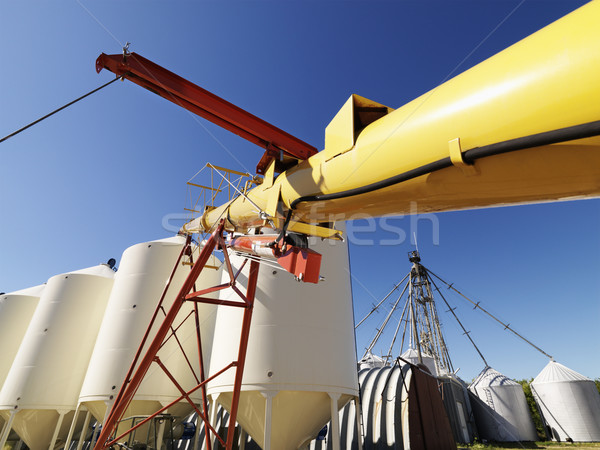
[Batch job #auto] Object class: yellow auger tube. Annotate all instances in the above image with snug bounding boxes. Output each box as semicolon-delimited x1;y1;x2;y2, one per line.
189;2;600;235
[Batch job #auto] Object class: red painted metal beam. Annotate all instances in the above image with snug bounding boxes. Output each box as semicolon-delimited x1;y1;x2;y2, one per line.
94;222;265;450
96;52;317;173
94;224;225;449
107;363;235;449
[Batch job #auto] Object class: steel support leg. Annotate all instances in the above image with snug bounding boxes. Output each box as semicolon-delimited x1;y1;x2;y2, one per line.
239;428;247;450
192;412;201;450
155;417;166;450
49;411;66;450
328;393;341;450
64;404;81;450
76;410;92;450
354;396;364;450
261;391;276;450
208;395;219;450
0;410;16;450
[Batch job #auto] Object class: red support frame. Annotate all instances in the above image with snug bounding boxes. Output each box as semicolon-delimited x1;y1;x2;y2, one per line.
93;221;260;450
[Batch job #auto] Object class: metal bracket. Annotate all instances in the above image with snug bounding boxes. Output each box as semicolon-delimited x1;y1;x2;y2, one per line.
449;138;479;176
265;184;281;218
271;216;343;240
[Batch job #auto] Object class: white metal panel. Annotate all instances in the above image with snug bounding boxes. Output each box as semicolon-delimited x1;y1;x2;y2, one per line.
207;226;359;450
0;264;115;450
399;367;413;450
360;367;384;444
306;365;411;450
439;374;477;444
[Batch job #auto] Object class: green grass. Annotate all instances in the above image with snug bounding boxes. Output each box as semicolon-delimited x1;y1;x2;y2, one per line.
459;441;600;450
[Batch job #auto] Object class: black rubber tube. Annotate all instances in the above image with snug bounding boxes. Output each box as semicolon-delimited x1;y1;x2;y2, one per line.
290;158;452;209
290;119;600;209
462;119;600;162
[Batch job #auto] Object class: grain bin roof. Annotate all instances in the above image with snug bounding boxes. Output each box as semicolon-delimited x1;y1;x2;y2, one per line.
470;366;519;388
533;360;590;384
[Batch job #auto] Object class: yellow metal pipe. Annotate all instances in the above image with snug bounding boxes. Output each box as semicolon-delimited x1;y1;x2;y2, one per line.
190;2;600;235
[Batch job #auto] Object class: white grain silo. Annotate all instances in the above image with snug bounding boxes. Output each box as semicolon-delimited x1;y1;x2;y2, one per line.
468;366;537;442
207;229;359;450
0;285;44;390
78;236;222;428
358;352;387;371
0;264;115;450
0;285;45;438
400;348;438;377
531;360;600;442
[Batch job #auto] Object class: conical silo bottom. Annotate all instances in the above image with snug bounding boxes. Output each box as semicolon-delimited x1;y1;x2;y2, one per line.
85;400;198;439
0;408;84;450
215;391;352;450
85;400;164;424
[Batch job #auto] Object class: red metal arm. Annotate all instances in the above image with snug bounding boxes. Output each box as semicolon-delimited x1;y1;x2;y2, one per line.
96;52;317;173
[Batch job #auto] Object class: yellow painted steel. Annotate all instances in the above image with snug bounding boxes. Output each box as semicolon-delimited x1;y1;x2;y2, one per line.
188;2;600;236
187;182;222;192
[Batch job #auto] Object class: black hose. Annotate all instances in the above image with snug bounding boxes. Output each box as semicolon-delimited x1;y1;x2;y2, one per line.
463;119;600;162
290;119;600;209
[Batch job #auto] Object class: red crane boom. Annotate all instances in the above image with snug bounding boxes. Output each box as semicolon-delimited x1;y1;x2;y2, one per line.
96;51;317;174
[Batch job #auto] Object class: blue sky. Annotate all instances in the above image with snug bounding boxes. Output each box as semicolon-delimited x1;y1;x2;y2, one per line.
1;1;598;382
